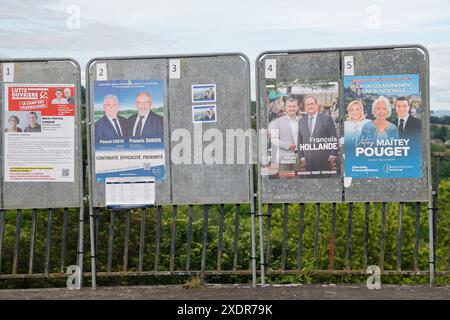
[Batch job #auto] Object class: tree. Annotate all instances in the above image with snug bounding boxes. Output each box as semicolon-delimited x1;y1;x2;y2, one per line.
435;125;449;142
430;116;442;124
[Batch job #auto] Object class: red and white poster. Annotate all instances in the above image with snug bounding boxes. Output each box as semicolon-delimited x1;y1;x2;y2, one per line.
3;84;76;182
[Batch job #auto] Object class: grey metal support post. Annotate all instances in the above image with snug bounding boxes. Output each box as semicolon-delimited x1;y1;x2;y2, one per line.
265;204;272;270
154;206;162;271
251;192;257;287
0;210;5;272
424;49;434;288
427;190;435;287
433;157;439;260
186;205;194;272
216;204;224;272
233;204;240;270
76;205;84;289
246;53;257;287
200;205;209;284
169;205;178;272
12;209;22;275
281;204;288;271
258;201;266;286
329;203;337;271
380;203;387;271
346;203;353;270
61;208;69;273
413;202;421;272
429;155;439;287
94;208;99;254
89;205;97;289
123;210;131;272
107;210;115;273
138;209;146;272
44;209;53;275
313;203;321;268
29;209;38;274
255;55;266;287
297;204;305;270
397;203;404;271
86;72;96;289
363;203;370;270
75;59;85;289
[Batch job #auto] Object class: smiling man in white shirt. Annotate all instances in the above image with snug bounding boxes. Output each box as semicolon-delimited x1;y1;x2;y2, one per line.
268;97;301;171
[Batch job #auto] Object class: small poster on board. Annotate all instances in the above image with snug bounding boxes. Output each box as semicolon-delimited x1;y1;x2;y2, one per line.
105;176;155;209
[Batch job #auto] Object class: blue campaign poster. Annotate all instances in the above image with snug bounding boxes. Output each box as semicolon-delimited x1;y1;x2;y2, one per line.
343;74;422;179
93;79;165;182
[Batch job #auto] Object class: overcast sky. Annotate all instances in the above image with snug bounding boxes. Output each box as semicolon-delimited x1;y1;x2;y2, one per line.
1;0;449;109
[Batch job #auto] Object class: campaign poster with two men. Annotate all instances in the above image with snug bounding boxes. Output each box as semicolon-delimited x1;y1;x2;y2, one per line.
94;79;165;182
264;80;340;179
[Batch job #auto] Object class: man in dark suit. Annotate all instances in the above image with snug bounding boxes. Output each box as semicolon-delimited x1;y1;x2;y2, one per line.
127;92;164;140
395;97;422;139
297;95;339;176
95;94;127;140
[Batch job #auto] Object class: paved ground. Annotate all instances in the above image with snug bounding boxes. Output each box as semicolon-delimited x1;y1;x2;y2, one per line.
0;284;449;300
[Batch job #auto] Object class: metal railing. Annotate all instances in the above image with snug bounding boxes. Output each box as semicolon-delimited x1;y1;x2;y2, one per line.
0;154;448;287
0;208;82;279
260;201;444;276
87;203;255;288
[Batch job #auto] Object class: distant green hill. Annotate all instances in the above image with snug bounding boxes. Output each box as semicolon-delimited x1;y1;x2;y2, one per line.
433;110;450;117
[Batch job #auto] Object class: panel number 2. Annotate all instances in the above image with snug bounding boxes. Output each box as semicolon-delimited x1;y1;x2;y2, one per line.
96;63;107;81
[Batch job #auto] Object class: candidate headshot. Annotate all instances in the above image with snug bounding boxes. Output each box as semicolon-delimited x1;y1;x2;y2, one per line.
395;97;422;139
24;111;41;133
344;100;370;141
95;94;127;140
5;115;23;133
63;88;75;104
360;96;399;141
51;88;68;104
126;92;163;139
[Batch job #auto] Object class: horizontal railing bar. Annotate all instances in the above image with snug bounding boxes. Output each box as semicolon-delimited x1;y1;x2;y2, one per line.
2;269;444;280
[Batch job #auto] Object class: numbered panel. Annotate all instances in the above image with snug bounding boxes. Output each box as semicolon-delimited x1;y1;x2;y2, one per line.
169;55;252;204
342;47;429;202
0;59;83;209
87;54;252;207
257;51;343;203
87;58;171;207
256;46;430;203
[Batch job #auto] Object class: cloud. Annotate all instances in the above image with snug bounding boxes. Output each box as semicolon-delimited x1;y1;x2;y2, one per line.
0;0;449;109
36;0;450;33
0;1;172;52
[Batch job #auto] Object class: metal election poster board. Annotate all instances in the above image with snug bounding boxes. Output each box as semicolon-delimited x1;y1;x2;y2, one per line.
87;53;252;207
256;45;429;203
0;59;83;209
